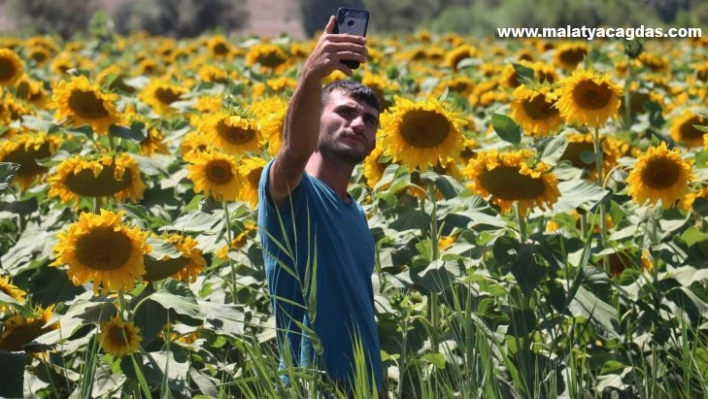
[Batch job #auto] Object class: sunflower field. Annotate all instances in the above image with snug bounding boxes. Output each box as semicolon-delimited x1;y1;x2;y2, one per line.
1;24;708;399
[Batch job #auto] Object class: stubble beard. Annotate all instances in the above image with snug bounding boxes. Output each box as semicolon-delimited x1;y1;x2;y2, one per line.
318;132;372;165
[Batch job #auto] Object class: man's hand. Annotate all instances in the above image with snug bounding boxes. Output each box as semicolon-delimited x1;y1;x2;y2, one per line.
301;16;368;82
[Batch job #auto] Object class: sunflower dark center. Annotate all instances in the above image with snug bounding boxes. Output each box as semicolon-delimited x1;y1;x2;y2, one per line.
257;52;287;68
16;81;31;100
108;325;132;346
641;157;681;189
559;48;587;67
65;166;132;197
143;256;190;281
679;116;705;140
30;50;48;63
0;58;17;81
0;319;50;351
155;87;181;105
206;160;233;184
213;43;230;55
523;94;559;120
75;226;132;271
4;143;51;177
216;120;257;144
573;80;613;110
698;69;708;82
479;165;546;200
68;90;109;119
399;110;451;148
560;141;596;170
537;71;555;84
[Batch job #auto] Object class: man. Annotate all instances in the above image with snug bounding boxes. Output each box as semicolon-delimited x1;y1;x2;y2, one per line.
257;14;386;396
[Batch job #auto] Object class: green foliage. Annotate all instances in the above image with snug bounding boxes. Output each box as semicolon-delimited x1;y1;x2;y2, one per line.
298;0;367;37
3;0;101;38
113;0;249;37
362;0;690;35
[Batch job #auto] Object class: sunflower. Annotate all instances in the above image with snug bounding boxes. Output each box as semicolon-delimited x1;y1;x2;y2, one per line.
0;132;63;190
248;96;287;156
0;48;23;86
245;43;289;73
180;131;212;162
196;63;232;84
26;45;51;65
52;75;120;134
50;51;95;77
380;96;466;171
444;44;478;71
500;63;524;88
207;34;234;60
191;94;224;115
143;234;205;283
0;275;26;311
3;92;34;121
558;132;621;180
669;111;707;148
509;85;563;137
99;315;142;357
433;75;474;97
96;64;137;94
626;142;694;209
553;42;589;70
601;249;654;277
14;74;49;108
187;150;242;201
216;221;257;258
237;156;267;208
637;52;669;73
556;69;622;128
136;58;162;76
198;112;261;155
47;153;146;205
52;209;150;294
463;149;561;216
139;77;189;115
139;127;170;157
0;305;59;352
362;146;389;189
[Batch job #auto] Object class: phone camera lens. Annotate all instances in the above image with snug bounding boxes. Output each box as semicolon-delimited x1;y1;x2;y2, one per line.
347;20;355;26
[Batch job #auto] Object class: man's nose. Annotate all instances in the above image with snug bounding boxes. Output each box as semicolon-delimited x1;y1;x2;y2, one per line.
350;115;366;132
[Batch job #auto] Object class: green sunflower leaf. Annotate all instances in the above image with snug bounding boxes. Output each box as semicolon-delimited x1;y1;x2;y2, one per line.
537;136;568;166
512;62;535;83
109;121;148;142
0;351;25;398
0;162;20;192
491;113;522;145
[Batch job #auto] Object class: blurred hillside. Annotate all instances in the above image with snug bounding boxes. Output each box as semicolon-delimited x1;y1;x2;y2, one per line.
0;0;705;39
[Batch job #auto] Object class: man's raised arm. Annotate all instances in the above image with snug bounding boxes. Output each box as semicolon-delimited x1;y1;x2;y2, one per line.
267;16;368;207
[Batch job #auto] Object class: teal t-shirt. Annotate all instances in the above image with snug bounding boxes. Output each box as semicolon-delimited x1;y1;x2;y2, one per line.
258;159;383;389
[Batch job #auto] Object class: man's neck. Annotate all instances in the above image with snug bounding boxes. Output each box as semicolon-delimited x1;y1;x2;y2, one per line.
305;151;355;201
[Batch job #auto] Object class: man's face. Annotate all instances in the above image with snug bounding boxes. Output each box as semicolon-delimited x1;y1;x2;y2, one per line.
319;90;379;165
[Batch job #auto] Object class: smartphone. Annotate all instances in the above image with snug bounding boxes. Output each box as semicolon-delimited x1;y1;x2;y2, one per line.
333;7;370;69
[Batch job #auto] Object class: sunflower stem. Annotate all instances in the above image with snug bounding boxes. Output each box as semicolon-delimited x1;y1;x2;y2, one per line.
222;201;238;303
623;62;634;130
427;182;440;353
117;288;128;320
514;202;527;243
429;183;439;261
592;127;607;248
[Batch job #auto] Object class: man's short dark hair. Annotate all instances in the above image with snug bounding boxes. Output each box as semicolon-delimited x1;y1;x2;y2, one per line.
322;80;381;113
